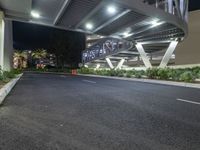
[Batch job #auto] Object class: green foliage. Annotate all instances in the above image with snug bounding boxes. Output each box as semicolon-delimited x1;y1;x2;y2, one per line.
78;67;94;74
0;67;22;83
146;68;159;79
179;71;196;82
3;71;16;79
125;70;135;78
157;68;169;80
31;49;47;59
10;69;22;75
134;71;142;78
197;70;200;78
66;66;200;83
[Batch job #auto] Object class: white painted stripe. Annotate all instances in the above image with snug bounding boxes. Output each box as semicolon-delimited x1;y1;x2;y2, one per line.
176;98;200;105
82;80;96;84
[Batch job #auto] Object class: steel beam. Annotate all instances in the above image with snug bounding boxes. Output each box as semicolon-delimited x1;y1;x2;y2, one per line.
159;41;178;68
105;58;114;69
136;43;152;68
115;59;125;70
75;1;105;29
53;0;71;25
93;10;131;33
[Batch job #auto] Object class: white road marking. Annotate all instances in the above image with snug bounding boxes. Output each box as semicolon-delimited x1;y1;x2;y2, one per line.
82;80;96;84
176;98;200;105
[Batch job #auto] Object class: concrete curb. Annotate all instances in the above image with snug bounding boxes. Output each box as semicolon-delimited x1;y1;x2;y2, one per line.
0;74;23;105
79;74;200;89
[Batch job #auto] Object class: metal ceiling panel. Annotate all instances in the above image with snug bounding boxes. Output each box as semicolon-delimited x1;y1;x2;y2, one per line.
0;0;32;19
57;0;102;28
96;11;147;35
32;0;66;24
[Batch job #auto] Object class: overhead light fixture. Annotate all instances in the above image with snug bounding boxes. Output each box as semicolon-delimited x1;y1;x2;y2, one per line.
107;5;117;14
151;19;163;27
31;10;40;18
123;32;129;37
85;23;93;30
123;31;133;38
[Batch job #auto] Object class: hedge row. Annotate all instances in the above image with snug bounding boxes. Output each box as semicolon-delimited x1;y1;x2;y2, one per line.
0;67;22;83
78;67;200;83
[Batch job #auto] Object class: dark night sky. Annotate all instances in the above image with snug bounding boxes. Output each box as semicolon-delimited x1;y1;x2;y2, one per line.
13;0;199;50
13;22;86;50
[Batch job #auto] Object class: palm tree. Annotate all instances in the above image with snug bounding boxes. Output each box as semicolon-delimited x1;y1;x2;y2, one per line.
13;50;28;69
32;49;47;59
31;49;47;68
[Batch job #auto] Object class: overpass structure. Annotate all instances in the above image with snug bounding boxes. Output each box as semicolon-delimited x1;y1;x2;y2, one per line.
0;0;189;70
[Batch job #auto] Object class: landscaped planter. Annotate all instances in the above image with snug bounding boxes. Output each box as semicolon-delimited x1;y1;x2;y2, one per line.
0;74;23;105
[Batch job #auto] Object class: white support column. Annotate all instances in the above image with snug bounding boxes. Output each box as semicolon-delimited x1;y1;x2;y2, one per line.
105;58;114;69
3;19;13;71
159;41;178;68
136;43;152;68
180;0;184;18
168;0;173;14
95;64;101;70
115;58;125;70
0;11;5;70
0;11;13;71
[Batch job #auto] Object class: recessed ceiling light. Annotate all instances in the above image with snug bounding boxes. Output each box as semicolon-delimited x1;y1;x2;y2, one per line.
107;5;117;14
151;19;163;27
31;11;40;18
85;23;93;30
123;32;129;37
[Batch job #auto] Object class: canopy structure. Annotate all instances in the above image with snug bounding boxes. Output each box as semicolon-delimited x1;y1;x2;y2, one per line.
0;0;189;69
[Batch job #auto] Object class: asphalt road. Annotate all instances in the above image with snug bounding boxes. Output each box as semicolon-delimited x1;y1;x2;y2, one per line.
0;72;200;150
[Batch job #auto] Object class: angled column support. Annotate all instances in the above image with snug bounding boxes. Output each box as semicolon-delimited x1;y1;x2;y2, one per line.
95;64;101;70
159;41;178;68
136;43;152;68
115;59;125;70
105;58;114;69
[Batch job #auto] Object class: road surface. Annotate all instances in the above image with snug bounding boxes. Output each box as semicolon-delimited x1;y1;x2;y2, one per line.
0;72;200;150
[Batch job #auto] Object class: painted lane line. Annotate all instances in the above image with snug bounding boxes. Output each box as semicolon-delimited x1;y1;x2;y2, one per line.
82;80;96;84
176;98;200;105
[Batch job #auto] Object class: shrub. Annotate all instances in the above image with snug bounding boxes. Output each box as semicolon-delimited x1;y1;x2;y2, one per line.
10;69;22;75
197;71;200;78
167;69;182;81
146;68;159;79
116;70;125;77
191;67;200;74
126;72;132;78
125;70;135;78
191;67;200;78
179;71;196;82
110;70;118;76
3;71;16;79
78;67;93;74
157;68;169;80
134;71;142;78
